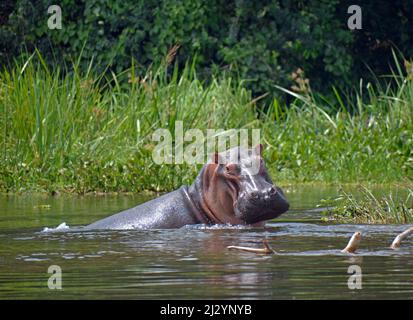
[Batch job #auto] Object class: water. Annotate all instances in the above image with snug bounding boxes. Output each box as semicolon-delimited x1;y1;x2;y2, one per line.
0;185;412;299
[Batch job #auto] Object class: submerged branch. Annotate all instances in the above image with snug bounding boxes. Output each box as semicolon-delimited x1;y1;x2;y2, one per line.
390;227;413;249
226;229;413;255
341;232;362;254
227;239;274;254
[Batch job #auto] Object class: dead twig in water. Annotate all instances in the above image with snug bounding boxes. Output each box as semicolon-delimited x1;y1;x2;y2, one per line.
341;232;362;254
227;239;274;254
390;227;413;249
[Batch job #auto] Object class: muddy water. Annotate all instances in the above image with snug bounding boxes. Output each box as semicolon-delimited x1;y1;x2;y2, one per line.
0;185;412;299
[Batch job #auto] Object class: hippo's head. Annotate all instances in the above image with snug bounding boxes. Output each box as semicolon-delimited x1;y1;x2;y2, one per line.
194;145;289;225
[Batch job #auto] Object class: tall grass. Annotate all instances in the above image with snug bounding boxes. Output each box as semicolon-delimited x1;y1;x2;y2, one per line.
0;52;258;193
261;55;413;183
0;52;412;193
318;186;413;224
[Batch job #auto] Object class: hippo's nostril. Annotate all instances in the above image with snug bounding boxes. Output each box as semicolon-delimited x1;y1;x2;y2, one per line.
269;187;277;195
250;191;259;199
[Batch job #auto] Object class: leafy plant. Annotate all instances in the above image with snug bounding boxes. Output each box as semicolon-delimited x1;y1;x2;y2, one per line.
2;0;413;100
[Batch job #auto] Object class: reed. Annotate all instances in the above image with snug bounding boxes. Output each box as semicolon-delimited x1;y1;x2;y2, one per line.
319;186;413;224
0;51;412;193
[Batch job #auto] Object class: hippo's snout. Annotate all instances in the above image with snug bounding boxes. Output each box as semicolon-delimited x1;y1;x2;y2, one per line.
236;185;290;224
271;188;290;213
250;186;278;201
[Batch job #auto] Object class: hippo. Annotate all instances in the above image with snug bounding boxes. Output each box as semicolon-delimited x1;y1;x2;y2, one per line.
86;145;289;230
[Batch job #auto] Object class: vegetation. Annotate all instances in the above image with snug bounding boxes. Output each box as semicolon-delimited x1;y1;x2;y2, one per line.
319;186;413;224
2;1;413;98
0;52;260;193
0;51;412;193
263;57;413;183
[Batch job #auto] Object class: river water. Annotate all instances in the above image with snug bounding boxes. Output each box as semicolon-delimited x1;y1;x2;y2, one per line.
0;185;412;299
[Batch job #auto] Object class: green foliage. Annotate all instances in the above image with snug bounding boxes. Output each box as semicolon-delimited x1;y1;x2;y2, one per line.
0;53;258;193
318;186;413;224
2;1;413;98
261;54;413;183
0;53;412;193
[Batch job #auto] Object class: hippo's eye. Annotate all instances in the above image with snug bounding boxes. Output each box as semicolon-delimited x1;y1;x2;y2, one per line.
225;163;240;175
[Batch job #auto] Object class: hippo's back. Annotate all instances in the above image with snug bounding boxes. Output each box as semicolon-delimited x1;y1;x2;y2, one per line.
85;187;198;230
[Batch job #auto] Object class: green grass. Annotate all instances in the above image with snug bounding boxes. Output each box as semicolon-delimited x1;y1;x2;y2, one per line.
318;186;413;224
261;54;413;182
0;51;412;193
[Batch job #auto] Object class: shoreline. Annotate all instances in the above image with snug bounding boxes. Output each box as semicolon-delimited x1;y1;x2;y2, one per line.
1;180;411;196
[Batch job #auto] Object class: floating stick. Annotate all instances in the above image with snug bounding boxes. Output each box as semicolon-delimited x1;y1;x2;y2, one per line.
390;227;413;249
341;232;362;254
227;239;274;254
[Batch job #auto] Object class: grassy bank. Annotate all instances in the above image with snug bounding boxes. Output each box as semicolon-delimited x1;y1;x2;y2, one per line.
319;186;413;224
0;53;412;193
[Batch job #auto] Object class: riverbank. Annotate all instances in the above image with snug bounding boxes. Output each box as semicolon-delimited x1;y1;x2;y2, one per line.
1;183;412;225
319;185;413;224
1;53;412;194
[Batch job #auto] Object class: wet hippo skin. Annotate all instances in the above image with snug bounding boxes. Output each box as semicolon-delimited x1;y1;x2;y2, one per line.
86;145;289;230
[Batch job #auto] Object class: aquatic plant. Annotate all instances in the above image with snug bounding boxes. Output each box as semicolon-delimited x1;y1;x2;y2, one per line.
319;186;413;224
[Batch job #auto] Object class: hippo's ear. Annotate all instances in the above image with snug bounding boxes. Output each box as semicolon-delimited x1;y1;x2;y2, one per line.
212;152;225;164
254;144;263;156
